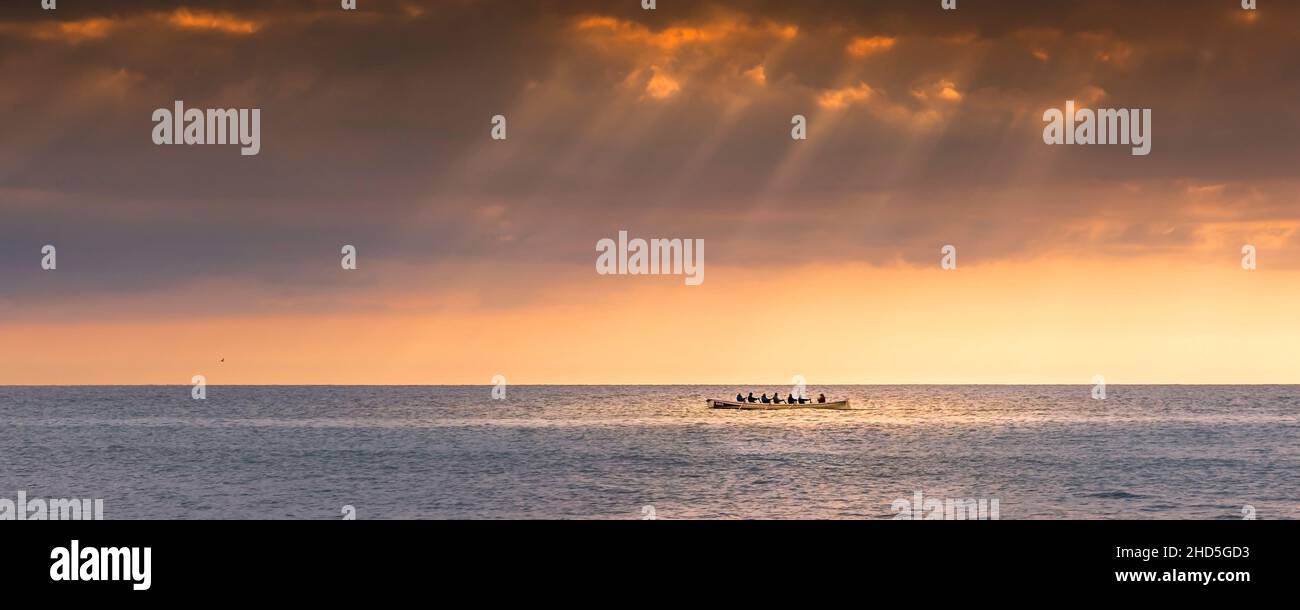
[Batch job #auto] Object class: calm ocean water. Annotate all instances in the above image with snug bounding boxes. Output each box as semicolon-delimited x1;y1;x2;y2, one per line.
1;385;1296;519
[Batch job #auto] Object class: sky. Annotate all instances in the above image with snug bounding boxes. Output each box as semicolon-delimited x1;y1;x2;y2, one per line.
2;0;1299;384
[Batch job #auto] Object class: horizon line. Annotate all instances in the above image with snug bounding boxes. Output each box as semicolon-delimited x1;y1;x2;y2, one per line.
5;383;1300;387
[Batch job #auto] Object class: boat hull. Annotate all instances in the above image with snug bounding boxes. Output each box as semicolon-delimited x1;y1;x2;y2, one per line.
708;398;851;410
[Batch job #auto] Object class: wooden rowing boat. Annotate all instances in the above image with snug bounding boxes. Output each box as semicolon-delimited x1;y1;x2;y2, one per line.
707;398;851;410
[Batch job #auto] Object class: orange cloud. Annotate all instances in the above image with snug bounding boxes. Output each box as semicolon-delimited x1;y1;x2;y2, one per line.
936;80;963;101
574;13;798;102
0;9;262;43
576;16;723;50
2;17;119;43
574;14;796;51
818;82;874;110
846;35;896;57
58;18;116;41
168;9;260;35
644;66;682;99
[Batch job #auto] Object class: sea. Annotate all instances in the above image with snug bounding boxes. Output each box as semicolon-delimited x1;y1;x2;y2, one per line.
1;385;1295;519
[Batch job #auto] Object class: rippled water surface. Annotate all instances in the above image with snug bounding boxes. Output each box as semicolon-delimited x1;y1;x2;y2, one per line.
1;385;1296;519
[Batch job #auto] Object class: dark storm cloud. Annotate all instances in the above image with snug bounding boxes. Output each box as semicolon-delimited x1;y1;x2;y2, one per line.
2;0;1298;307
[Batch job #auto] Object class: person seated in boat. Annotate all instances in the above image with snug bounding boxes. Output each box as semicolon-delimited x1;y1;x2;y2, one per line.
797;395;810;404
736;393;745;402
760;393;771;404
773;395;784;404
746;392;758;403
817;393;826;403
787;393;797;404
